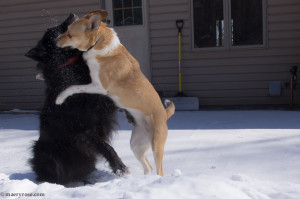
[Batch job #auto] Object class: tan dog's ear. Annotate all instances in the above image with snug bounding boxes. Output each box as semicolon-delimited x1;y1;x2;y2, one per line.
86;10;109;30
88;15;102;31
87;10;108;19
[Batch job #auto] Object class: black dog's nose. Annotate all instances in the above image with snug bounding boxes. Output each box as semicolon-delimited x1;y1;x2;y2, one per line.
25;48;37;58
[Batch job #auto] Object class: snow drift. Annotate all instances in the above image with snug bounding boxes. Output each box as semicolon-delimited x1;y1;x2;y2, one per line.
0;110;300;199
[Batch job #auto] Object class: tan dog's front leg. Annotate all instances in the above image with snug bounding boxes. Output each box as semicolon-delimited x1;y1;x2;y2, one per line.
56;83;107;105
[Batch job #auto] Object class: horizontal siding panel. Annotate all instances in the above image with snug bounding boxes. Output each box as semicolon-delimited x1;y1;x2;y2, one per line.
0;0;96;14
268;22;300;31
268;4;300;14
0;0;51;6
0;60;36;69
0;18;45;28
0;40;37;50
0;96;44;103
268;39;300;48
268;13;300;23
0;54;37;62
268;0;300;6
0;88;44;97
150;12;190;23
149;4;188;14
0;82;44;90
0;103;43;111
269;30;300;40
0;76;38;83
0;68;38;77
0;48;35;56
0;31;43;43
0;32;42;43
0;0;65;6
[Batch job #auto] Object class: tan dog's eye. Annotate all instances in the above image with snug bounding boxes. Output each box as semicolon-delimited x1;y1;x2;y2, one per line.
67;33;72;38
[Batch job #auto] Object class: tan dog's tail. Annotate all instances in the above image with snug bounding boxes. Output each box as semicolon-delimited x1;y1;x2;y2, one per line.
165;99;175;120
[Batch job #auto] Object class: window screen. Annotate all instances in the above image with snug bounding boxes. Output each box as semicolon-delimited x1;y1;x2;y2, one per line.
231;0;263;46
113;0;143;26
193;0;224;48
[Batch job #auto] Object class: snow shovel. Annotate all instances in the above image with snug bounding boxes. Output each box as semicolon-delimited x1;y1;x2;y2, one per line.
164;20;199;111
175;20;185;97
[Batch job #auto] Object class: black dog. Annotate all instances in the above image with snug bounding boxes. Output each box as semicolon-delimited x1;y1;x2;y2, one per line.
25;14;128;185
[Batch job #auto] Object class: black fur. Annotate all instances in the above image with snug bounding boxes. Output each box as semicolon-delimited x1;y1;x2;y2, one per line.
25;14;128;185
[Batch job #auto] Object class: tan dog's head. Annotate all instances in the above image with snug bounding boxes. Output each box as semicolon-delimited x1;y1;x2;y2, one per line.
57;10;108;51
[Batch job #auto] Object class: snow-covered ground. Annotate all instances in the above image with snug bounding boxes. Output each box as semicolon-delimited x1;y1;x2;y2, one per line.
0;110;300;199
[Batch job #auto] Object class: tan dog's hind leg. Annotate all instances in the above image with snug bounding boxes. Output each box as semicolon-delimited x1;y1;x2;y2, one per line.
152;122;168;176
130;125;153;174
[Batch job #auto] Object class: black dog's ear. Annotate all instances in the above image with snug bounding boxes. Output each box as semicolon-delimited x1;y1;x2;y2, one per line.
60;13;79;33
72;13;79;20
63;13;79;26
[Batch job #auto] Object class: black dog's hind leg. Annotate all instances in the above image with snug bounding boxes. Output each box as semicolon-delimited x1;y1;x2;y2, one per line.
97;141;129;176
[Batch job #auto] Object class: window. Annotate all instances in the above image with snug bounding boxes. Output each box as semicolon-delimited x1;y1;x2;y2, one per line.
113;0;143;26
193;0;224;48
192;0;265;49
231;0;263;46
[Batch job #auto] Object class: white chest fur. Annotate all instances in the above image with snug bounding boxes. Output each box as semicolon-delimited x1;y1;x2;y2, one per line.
83;29;121;89
83;49;105;89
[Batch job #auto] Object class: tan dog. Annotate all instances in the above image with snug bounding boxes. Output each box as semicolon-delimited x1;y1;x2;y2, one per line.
56;10;175;176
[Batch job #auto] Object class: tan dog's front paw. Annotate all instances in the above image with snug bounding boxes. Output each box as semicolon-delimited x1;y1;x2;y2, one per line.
55;94;66;105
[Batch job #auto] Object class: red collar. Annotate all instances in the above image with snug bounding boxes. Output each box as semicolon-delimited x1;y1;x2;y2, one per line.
55;56;79;70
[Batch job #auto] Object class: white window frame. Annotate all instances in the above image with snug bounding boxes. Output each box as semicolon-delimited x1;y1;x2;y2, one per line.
111;0;144;27
191;0;267;51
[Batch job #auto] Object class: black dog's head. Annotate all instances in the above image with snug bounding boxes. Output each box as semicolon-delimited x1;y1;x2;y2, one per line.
25;13;92;93
25;13;80;71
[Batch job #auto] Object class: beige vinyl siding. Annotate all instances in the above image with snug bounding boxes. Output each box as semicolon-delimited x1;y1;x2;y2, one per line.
0;0;100;110
150;0;300;107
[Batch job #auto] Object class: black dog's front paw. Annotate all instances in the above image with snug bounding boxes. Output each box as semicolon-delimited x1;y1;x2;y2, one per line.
113;165;130;177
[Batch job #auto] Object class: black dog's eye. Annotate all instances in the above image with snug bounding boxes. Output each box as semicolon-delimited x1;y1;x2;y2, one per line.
67;33;72;38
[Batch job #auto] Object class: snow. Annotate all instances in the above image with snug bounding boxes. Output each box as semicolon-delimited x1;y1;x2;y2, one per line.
0;110;300;199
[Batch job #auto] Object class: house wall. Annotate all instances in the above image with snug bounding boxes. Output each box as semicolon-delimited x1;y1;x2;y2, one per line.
149;0;300;107
0;0;100;110
1;0;299;110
